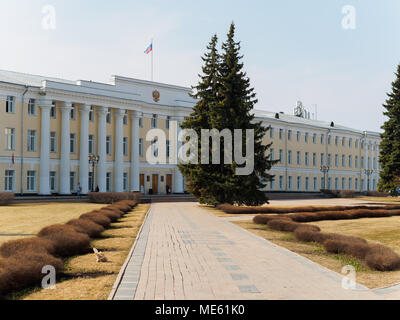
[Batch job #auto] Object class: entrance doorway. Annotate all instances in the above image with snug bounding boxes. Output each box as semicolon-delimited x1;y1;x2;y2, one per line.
152;174;159;195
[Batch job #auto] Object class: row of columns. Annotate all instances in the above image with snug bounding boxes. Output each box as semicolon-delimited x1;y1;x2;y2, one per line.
38;101;143;195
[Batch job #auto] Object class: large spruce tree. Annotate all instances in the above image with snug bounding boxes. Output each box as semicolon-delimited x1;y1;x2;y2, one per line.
379;64;400;194
179;23;277;205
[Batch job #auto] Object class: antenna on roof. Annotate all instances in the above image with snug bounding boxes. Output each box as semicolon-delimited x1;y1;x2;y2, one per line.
313;104;318;120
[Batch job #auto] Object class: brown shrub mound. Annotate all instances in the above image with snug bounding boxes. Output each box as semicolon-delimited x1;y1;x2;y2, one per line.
118;200;138;208
80;212;111;228
110;203;131;213
38;224;91;257
88;192;141;204
267;219;321;233
365;245;400;271
0;237;55;258
0;192;14;206
252;215;290;225
66;219;105;238
0;251;63;293
102;207;124;216
94;209;121;222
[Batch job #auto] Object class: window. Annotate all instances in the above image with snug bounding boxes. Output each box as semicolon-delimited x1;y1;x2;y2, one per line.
139;117;143;127
106;136;112;155
6;96;15;113
50;171;57;192
355;178;359;191
349;139;353;148
50;132;57;153
166;140;170;158
313;134;317;144
279;149;283;164
305;133;309;143
305;152;309;166
328;136;332;145
106;108;112;123
139;138;143;157
355;156;358;168
312;153;317;166
50;102;56;118
328;177;332;190
89;135;95;154
313;177;317;191
28;99;36;115
335;136;339;146
342;155;346;167
5;170;14;192
320;134;324;144
279;129;283;140
349;177;353;190
296;151;301;165
342;137;346;147
335;178;339;190
5;128;15;150
288;130;292;141
89;106;94;121
27;130;36;152
288;176;293;190
368;157;371;169
296;131;301;142
320;153;325;166
123;113;128;125
106;172;112;192
373;157;377;170
123;172;128;191
152;138;158;157
70;133;76;153
27;171;36;191
321;177;325;190
269;127;274;139
297;176;301;190
279;176;284;190
348;155;352;168
166;116;171;130
288;150;292;164
123;137;128;156
355;140;359;149
70;104;76;120
270;179;274;190
361;156;365;169
70;172;76;192
335;154;339;167
342;178;346;190
151;114;158;128
328;154;332;166
305;177;309;191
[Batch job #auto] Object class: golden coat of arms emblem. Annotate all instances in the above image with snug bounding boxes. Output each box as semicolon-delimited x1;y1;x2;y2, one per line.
152;90;160;103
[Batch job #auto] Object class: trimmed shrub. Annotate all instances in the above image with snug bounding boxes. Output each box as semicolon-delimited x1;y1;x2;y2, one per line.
109;203;131;213
94;209;121;222
0;193;14;206
0;252;63;293
366;191;390;197
0;237;55;258
267;219;302;232
38;224;91;257
323;240;349;254
80;212;111;228
66;219;104;238
88;192;141;204
253;215;290;225
365;245;400;271
103;206;124;216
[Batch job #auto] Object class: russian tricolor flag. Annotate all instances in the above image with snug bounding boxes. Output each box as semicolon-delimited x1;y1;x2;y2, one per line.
144;43;153;54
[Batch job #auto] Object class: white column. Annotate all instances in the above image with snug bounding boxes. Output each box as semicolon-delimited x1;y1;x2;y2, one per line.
130;111;141;192
114;109;125;192
173;118;184;193
79;104;90;194
39;100;52;195
97;106;107;192
60;102;72;195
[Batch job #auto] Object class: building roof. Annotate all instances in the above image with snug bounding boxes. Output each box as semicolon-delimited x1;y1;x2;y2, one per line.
0;69;75;87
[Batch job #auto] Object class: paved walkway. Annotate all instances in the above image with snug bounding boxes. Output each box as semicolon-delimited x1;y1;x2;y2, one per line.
112;202;385;300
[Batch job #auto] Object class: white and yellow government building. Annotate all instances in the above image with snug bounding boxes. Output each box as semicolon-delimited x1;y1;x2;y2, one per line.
0;69;381;195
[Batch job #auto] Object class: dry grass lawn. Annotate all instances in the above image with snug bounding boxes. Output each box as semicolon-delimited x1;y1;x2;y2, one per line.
10;204;150;300
0;202;105;244
357;196;400;203
207;205;400;289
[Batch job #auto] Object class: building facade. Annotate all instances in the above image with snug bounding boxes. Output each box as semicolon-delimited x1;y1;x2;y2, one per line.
0;70;381;195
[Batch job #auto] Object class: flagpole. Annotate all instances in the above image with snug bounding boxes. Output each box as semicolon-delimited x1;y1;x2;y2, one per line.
151;38;154;82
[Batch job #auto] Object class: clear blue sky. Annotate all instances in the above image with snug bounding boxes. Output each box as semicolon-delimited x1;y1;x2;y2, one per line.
1;0;399;132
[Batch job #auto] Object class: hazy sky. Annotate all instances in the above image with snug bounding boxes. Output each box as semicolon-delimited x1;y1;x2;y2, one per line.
1;0;399;132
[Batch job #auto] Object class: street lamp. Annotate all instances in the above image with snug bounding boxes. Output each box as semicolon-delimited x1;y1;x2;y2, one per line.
320;165;330;190
88;154;100;192
364;169;375;192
